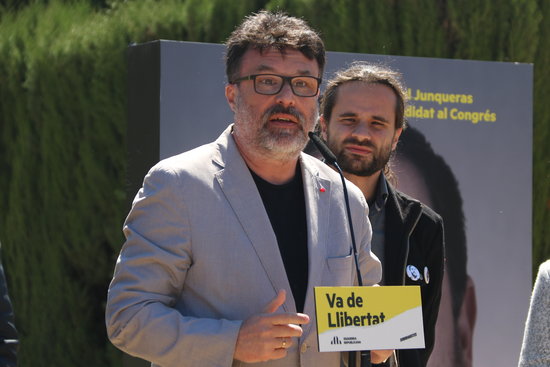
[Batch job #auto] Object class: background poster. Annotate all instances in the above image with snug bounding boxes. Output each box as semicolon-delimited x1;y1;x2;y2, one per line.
128;40;532;366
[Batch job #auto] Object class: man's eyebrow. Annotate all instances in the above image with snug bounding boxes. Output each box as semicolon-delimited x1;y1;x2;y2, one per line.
338;112;358;118
371;115;390;123
338;112;390;123
296;69;314;76
254;65;314;76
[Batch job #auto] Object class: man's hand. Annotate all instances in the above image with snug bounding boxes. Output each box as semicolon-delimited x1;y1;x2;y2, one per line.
371;349;394;364
234;290;310;363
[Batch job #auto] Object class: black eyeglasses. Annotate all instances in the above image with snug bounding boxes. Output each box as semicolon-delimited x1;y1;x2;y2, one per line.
230;74;321;97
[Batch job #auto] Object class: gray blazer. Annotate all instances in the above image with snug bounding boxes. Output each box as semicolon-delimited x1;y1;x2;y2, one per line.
106;125;382;367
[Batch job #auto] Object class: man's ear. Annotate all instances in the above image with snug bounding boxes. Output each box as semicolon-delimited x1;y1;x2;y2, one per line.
225;84;237;112
457;276;477;367
319;115;328;140
392;127;403;151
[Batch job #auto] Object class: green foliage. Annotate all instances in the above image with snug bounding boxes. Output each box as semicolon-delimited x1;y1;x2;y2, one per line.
0;0;548;366
0;2;126;365
0;0;194;365
266;0;448;56
184;0;270;43
445;0;541;61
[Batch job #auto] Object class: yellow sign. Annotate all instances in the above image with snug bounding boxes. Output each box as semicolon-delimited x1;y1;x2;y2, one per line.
314;286;424;352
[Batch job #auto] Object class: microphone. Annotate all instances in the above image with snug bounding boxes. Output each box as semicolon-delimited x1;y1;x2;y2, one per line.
308;132;363;286
308;131;338;165
308;132;371;367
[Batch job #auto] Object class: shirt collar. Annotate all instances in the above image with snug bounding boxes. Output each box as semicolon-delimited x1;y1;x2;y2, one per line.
370;173;389;212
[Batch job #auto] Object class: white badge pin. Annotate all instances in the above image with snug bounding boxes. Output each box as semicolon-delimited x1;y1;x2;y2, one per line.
406;265;421;281
424;266;430;284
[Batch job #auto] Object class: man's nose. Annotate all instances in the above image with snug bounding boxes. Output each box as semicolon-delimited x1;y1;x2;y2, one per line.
351;122;371;139
275;81;296;106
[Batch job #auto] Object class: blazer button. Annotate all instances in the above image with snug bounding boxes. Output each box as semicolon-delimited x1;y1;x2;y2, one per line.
300;343;308;353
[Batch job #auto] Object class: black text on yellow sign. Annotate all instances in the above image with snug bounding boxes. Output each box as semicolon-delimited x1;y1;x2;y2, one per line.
326;292;386;327
314;286;425;352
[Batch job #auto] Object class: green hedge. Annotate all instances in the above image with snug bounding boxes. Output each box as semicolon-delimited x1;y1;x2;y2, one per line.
0;1;547;366
1;1;190;365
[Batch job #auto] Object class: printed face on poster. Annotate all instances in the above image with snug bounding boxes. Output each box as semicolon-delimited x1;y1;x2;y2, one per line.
136;41;532;367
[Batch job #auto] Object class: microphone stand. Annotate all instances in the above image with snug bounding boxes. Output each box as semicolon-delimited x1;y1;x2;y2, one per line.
308;132;372;367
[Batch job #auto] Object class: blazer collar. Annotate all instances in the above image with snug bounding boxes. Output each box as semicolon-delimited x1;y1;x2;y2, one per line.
213;125;292;310
213;126;333;329
300;155;332;337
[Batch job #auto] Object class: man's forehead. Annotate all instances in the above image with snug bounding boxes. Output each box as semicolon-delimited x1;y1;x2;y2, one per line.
239;47;319;75
335;82;396;106
338;81;396;97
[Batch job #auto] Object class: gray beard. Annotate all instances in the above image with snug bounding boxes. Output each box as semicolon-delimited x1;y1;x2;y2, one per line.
234;100;314;161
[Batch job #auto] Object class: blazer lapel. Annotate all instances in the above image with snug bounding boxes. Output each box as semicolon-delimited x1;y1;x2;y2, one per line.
213;129;293;311
300;155;332;337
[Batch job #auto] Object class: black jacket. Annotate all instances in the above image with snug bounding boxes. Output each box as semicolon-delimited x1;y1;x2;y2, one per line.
381;183;445;367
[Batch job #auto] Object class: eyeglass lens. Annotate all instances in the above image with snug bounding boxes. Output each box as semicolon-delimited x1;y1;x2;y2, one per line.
254;75;318;97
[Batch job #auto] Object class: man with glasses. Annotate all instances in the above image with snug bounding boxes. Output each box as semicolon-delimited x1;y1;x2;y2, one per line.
106;11;387;367
230;74;321;98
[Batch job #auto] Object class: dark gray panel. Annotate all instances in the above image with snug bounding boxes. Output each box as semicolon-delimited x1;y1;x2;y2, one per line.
127;40;161;209
126;40;533;367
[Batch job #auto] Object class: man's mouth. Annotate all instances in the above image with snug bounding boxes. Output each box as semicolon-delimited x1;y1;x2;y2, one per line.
344;144;373;156
269;113;299;125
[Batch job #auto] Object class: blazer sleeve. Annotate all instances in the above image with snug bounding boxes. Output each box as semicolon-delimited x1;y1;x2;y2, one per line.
105;165;241;367
352;188;382;287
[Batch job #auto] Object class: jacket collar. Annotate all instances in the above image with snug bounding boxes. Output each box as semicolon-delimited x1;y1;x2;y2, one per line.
384;178;423;285
370;173;390;212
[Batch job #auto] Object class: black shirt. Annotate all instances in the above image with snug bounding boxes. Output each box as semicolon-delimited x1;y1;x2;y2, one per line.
250;164;309;312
